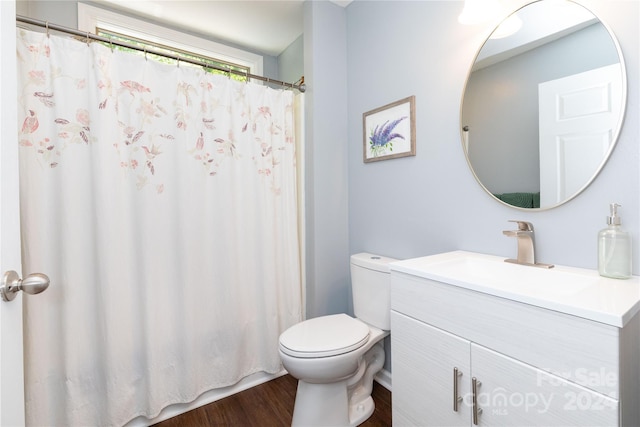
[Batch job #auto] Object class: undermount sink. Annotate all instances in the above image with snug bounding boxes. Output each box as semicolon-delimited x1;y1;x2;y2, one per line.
390;250;640;327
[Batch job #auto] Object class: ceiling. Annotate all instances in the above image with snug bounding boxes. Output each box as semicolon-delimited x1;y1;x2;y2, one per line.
94;0;317;57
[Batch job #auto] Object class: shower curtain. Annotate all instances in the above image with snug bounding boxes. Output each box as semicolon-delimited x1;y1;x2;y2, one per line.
16;28;302;426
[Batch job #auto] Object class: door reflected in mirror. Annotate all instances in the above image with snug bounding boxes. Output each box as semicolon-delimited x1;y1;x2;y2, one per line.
460;0;626;210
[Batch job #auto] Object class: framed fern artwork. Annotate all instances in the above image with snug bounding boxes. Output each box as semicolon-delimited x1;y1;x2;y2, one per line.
363;95;415;163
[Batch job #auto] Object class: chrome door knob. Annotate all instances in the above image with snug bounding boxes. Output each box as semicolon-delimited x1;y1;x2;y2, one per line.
1;270;50;302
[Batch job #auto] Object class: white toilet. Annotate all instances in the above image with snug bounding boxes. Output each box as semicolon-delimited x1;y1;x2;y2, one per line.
278;253;397;427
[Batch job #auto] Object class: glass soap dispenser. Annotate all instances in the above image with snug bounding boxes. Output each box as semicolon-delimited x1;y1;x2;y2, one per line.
598;203;632;279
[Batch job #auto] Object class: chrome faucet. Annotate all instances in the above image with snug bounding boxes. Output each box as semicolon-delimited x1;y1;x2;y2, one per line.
503;220;554;268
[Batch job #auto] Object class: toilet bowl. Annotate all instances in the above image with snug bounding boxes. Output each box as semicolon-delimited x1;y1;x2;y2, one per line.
278;253;397;427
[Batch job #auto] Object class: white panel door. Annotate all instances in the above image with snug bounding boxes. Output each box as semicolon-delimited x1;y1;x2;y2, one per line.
391;311;471;426
471;344;618;426
539;64;622;206
0;1;26;425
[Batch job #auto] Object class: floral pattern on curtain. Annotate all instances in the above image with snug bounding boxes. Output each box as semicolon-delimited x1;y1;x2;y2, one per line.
17;28;302;426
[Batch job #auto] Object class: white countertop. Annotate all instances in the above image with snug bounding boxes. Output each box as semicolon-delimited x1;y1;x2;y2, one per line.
390;251;640;327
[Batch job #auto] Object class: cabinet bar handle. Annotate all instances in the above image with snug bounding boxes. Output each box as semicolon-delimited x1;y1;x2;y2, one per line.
472;377;482;425
453;367;463;412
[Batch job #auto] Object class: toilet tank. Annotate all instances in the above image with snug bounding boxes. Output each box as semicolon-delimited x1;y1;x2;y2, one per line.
350;253;398;330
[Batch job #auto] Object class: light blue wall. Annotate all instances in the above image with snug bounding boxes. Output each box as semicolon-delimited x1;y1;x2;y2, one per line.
342;0;638;372
346;0;639;273
303;1;351;318
17;0;76;27
279;35;304;87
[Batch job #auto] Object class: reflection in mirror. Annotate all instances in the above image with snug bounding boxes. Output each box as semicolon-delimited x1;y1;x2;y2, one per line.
461;0;626;210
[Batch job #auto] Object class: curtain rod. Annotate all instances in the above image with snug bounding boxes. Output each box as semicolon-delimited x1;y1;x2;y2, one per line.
16;14;306;93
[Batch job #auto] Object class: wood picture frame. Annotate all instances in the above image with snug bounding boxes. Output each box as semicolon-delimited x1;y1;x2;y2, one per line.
362;95;415;163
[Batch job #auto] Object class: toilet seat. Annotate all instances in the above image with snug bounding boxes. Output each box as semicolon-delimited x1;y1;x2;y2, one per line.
279;313;370;358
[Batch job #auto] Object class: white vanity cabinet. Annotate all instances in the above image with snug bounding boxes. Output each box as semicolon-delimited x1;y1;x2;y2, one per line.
392;311;618;426
390;251;640;427
392;312;471;426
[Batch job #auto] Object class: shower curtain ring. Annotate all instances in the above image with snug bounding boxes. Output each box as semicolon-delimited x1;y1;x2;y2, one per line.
244;69;248;83
45;21;50;38
86;31;90;46
144;47;147;61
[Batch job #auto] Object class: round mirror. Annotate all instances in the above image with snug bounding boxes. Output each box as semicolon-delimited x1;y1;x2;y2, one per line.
460;0;627;210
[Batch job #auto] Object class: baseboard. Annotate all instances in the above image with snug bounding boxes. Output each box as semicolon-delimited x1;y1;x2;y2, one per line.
374;368;392;391
124;370;287;427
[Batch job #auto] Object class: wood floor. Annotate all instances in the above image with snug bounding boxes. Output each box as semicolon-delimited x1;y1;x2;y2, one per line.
152;374;392;426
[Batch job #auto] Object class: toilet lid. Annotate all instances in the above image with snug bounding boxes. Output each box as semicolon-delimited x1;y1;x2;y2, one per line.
279;313;370;358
